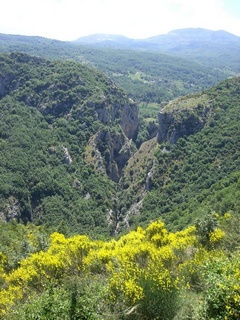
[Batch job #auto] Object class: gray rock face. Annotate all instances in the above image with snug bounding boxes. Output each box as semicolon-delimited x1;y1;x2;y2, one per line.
158;111;203;144
95;128;136;182
62;146;72;165
88;98;139;141
0;197;21;222
87;97;139;182
120;102;139;140
157;99;211;144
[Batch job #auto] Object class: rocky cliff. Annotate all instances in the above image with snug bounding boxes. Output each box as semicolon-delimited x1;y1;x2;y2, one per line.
96;128;136;182
86;95;138;141
0;53;139;225
157;94;211;144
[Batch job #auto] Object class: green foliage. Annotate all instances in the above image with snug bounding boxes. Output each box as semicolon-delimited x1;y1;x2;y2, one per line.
140;76;240;230
0;52;128;235
199;253;240;319
136;273;180;320
78;48;229;104
0;221;49;272
0;32;240;320
195;213;219;248
0;34;233;105
7;276;109;320
0;218;239;320
11;286;71;320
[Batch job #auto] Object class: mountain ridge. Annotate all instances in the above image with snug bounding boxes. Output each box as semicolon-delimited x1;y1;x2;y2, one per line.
73;28;240;74
74;27;240;48
1;29;235;105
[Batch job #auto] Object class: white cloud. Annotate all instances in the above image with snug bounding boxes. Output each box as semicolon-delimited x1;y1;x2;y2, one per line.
0;0;239;40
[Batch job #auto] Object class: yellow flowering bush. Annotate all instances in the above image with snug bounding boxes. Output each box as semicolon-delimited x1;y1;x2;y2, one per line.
0;285;22;316
0;232;93;316
108;261;144;304
0;217;238;320
146;220;168;246
209;227;225;244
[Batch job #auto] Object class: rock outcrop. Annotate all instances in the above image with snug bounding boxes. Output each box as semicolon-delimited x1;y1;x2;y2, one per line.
0;52;140;228
157;94;211;144
0;197;21;222
94;128;136;182
86;97;139;141
120;100;139;140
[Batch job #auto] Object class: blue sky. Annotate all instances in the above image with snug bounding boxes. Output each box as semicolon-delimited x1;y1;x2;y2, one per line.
0;0;240;40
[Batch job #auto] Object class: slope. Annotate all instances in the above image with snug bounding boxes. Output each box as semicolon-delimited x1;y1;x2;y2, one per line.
75;28;240;73
0;52;240;237
0;52;138;236
0;32;233;104
131;76;240;230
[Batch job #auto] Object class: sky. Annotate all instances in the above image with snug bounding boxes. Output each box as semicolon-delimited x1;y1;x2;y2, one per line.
0;0;240;41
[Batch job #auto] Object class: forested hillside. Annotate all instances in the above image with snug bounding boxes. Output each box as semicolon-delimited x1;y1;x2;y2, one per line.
0;52;138;236
0;31;235;104
126;76;240;231
0;52;240;236
0;29;240;319
76;28;240;73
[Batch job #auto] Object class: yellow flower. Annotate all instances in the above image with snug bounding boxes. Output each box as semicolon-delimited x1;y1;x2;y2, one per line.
209;228;225;244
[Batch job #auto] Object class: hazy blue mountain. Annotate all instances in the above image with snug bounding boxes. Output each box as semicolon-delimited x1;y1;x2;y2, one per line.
75;28;240;50
74;33;134;46
144;28;240;49
74;28;240;71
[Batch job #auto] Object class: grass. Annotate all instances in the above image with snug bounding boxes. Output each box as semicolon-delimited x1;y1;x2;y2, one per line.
139;102;161;120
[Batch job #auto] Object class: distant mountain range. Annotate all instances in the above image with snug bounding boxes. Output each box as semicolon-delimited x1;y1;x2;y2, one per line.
2;27;239;105
74;28;240;72
2;28;238;52
74;28;240;51
1;28;240;70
